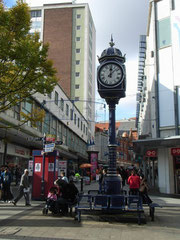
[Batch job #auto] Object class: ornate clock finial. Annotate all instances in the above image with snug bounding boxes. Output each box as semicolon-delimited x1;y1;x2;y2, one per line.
109;34;115;47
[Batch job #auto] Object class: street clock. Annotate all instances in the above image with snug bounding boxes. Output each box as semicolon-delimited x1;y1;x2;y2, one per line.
97;37;126;104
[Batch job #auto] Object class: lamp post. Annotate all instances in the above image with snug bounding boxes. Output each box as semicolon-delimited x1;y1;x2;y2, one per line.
97;37;126;194
41;133;46;199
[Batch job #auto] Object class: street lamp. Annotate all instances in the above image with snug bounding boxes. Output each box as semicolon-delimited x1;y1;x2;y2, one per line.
97;36;126;194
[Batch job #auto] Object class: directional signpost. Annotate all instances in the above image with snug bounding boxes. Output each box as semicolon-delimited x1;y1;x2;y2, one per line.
44;143;55;153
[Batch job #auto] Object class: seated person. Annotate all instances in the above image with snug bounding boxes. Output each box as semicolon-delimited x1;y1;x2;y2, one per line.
54;178;79;215
46;187;58;213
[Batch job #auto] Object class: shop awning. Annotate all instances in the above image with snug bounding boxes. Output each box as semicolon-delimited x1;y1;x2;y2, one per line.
133;136;180;154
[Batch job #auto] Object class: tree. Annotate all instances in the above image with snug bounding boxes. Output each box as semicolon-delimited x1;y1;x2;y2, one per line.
0;0;57;120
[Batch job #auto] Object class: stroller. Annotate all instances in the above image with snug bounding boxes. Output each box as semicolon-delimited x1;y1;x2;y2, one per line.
42;187;59;215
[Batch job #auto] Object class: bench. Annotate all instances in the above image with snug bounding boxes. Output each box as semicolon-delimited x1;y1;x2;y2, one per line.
74;194;144;224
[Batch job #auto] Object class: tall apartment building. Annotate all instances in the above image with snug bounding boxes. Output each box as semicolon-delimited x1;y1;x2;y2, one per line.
30;1;96;140
135;0;180;194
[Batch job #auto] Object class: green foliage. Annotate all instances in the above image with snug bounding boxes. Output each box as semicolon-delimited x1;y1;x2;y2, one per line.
0;0;57;113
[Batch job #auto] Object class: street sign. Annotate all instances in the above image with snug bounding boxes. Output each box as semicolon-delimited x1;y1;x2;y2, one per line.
44;143;55;153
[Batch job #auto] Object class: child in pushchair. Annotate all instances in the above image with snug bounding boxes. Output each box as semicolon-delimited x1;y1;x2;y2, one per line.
42;187;58;215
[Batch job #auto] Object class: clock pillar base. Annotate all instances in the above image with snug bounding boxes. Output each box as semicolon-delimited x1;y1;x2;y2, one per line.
104;175;121;194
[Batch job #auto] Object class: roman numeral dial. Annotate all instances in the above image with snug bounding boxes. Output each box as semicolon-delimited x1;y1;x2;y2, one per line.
99;63;123;87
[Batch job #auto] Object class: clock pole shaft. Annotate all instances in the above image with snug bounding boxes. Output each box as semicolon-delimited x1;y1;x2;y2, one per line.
108;102;117;175
104;100;121;194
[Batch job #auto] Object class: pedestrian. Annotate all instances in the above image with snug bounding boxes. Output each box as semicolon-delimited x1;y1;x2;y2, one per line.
54;177;78;215
99;169;106;193
139;175;152;204
1;167;13;202
15;165;20;186
60;171;69;183
12;169;31;206
120;166;127;187
127;170;140;195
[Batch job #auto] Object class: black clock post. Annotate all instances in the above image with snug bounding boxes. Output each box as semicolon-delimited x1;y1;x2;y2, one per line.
97;37;126;194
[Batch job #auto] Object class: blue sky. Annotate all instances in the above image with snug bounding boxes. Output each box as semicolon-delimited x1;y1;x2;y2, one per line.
5;0;149;122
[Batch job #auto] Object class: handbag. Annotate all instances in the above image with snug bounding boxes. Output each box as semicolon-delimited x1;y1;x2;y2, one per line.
139;184;146;192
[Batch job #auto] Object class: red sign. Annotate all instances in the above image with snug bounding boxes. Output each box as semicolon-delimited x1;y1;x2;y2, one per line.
46;134;55;142
146;150;157;157
171;148;180;156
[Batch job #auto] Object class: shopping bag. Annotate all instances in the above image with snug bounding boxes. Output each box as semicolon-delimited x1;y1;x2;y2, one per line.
23;188;30;193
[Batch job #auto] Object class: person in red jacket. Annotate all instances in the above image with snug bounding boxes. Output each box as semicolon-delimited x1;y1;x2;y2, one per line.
127;170;140;195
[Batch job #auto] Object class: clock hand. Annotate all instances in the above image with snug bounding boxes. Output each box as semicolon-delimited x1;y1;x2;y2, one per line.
108;65;113;78
111;67;119;75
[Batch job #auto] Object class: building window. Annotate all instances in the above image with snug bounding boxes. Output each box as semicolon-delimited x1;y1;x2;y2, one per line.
158;17;171;49
57;122;62;140
51;117;57;135
76;37;80;41
60;98;64;111
30;10;41;18
74;113;77;125
43;112;50;134
66;104;69;116
75;84;80;89
76;72;80;77
81;121;83;131
76;60;80;65
21;100;32;126
31;21;41;29
77;14;81;19
78;118;80;128
83;124;85;133
76;48;80;53
14;104;20;121
55;91;58;105
77;25;81;30
70;109;73;120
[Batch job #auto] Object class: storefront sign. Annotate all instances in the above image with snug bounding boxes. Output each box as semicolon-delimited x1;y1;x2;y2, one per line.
7;143;30;158
146;150;157;157
171;148;180;156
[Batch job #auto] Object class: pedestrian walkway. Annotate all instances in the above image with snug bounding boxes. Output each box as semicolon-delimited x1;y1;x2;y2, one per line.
0;181;180;240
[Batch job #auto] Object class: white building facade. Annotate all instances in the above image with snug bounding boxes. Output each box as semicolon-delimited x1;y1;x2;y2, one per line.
135;0;180;194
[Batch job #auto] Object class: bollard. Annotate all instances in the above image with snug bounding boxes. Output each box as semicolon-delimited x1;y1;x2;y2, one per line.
80;177;83;192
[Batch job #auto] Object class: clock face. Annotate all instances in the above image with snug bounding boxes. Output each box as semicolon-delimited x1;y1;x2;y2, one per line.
99;63;123;86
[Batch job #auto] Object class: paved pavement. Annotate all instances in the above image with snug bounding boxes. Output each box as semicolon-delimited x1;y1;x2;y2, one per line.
0;181;180;240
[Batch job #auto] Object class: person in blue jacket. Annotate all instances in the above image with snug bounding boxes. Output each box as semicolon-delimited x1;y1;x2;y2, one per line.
1;167;12;202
